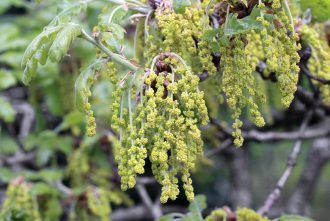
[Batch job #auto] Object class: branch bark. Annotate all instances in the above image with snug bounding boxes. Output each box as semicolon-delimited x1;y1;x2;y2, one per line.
285;137;330;217
135;183;163;219
258;109;313;215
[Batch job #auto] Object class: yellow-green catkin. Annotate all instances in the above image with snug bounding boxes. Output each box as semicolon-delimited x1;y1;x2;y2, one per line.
301;25;330;106
220;33;266;147
112;55;208;203
0;177;42;221
236;207;270;221
257;3;301;108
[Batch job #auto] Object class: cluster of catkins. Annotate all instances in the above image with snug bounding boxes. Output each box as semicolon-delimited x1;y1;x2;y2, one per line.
84;0;303;202
109;53;208;202
1;177;41;221
300;25;330;106
205;207;270;221
212;1;301;146
257;3;300;108
65;142;134;220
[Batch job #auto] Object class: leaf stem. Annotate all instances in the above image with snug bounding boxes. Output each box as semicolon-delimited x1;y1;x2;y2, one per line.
224;4;231;31
202;0;215;40
79;29;137;71
104;0;151;13
282;0;296;45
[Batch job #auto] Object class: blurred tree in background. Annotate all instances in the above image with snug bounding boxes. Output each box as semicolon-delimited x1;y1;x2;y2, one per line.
0;0;329;221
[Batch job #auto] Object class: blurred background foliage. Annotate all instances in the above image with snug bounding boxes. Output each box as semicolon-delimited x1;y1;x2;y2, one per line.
0;0;329;221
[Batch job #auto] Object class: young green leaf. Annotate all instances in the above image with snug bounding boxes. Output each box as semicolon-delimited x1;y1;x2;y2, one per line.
172;0;191;14
300;0;330;22
188;195;207;220
74;60;104;112
120;68;145;90
274;214;315;221
48;23;82;62
55;111;85;133
30;182;59;196
0;97;15;122
46;0;87;28
203;29;221;53
98;5;127;29
0;70;16;91
220;7;274;46
21;23;82;85
101;23;126;53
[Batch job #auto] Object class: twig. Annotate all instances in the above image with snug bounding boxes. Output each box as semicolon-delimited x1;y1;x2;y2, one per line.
135;176;157;184
110;204;187;221
135;183;163;219
286;137;330;216
258;109;313;215
299;63;330;85
0;150;35;165
205;138;233;158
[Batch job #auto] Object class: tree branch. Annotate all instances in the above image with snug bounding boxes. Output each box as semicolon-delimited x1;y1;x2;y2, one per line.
135;183;163;219
285;137;330;217
258;109;313;215
79;29;137;71
299;63;330;85
204;138;233;158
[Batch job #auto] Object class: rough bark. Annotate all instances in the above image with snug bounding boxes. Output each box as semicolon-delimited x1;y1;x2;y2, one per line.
285;137;330;217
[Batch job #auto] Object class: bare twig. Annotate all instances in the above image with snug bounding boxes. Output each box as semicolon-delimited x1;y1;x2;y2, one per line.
258;109;313;215
210;116;330;142
0;150;35;166
135;183;163;219
135;176;157;184
205;138;233;158
286;137;330;217
110;204;187;221
299;63;330;85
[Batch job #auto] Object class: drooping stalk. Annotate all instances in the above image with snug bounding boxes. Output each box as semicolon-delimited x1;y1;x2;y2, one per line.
80;29;137;71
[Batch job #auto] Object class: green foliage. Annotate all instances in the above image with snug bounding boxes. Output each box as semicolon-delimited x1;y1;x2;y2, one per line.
0;168;63;183
187;195;207;221
46;0;87;28
98;5;128;26
172;0;191;14
203;29;221;53
275;214;315;221
21;23;82;85
300;0;330;22
74;60;103;112
1;0;330;219
157;195;206;221
54;111;85;132
30;183;59;196
220;7;275;46
102;23;127;53
0;208;32;221
0;97;15;122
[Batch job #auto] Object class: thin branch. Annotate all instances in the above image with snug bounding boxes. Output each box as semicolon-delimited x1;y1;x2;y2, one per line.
135;183;163;219
204;138;233;158
0;150;35;166
135;176;157;184
110;204;187;221
299;63;330;85
258;109;313;215
79;29;137;71
210;115;330;142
